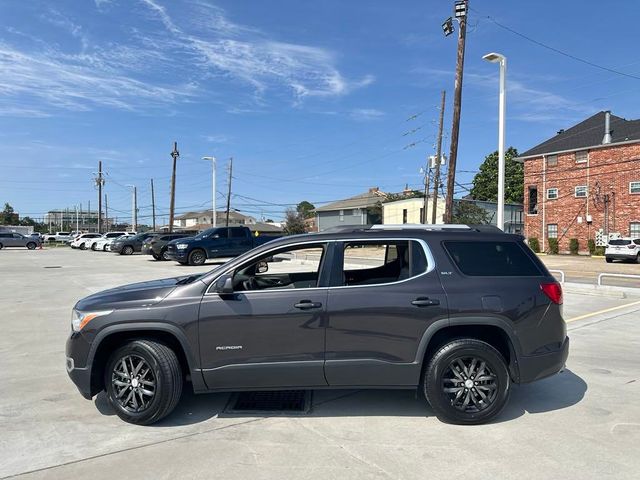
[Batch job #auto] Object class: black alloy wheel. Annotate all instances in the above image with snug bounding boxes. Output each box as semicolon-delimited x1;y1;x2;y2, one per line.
424;338;510;425
161;249;171;261
105;340;183;425
26;242;36;250
188;249;206;266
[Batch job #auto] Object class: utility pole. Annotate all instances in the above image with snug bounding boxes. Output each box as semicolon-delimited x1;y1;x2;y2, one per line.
127;185;137;232
151;178;156;231
104;194;109;231
422;165;431;224
225;157;233;227
444;0;468;224
88;201;90;231
96;161;104;233
169;141;179;233
75;205;79;233
432;90;446;224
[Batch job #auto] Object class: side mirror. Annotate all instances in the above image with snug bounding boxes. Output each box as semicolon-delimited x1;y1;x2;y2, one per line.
256;260;269;274
214;274;234;294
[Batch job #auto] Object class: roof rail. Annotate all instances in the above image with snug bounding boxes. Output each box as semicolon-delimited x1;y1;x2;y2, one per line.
370;224;471;231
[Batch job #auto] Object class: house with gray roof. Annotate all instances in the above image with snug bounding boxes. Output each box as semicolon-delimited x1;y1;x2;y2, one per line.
314;188;387;231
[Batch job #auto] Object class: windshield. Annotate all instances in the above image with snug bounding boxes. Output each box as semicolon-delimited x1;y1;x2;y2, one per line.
609;239;631;245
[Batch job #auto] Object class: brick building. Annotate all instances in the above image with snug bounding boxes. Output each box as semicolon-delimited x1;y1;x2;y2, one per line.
517;111;640;253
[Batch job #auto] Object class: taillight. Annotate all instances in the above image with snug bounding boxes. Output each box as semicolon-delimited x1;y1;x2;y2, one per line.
541;282;563;305
627;245;636;249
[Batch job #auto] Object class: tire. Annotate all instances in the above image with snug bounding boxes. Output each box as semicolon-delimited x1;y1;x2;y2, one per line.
103;245;108;252
151;252;161;260
91;243;97;251
122;245;134;255
161;249;171;261
26;242;36;250
104;339;183;425
178;261;188;266
636;254;640;264
0;243;3;250
423;338;510;425
188;249;206;266
80;242;86;250
606;257;613;263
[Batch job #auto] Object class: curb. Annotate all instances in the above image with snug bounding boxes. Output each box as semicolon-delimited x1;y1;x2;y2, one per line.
563;282;640;299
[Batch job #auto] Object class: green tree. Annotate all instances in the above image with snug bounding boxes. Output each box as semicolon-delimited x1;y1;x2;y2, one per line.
451;201;490;224
0;203;15;224
296;201;316;219
470;147;523;204
283;208;307;235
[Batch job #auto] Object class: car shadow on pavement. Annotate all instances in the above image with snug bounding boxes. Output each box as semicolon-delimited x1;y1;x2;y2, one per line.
94;369;587;426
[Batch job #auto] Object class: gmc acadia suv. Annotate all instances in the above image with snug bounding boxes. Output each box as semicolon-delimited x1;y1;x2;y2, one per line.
66;224;569;425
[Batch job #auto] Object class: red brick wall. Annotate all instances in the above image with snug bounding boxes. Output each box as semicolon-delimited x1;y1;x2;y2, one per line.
523;143;640;253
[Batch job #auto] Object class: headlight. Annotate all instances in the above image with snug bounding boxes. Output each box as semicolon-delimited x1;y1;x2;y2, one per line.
71;309;113;332
176;243;188;249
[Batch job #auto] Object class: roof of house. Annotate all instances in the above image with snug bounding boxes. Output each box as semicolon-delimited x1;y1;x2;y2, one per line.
248;222;283;233
518;111;640;159
315;188;387;212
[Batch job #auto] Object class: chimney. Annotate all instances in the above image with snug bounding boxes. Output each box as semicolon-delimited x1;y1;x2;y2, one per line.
602;111;612;144
368;187;379;193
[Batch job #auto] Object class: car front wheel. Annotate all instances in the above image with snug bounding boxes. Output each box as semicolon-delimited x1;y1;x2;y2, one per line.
104;340;183;425
423;338;510;425
26;242;37;250
188;249;206;266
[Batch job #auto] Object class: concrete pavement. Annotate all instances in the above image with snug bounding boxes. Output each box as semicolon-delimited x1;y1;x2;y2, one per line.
1;248;639;479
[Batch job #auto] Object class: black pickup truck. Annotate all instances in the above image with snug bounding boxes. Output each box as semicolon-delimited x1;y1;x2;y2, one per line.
166;226;281;265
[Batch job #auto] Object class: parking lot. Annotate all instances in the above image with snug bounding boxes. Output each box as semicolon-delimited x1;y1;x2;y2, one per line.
1;248;639;479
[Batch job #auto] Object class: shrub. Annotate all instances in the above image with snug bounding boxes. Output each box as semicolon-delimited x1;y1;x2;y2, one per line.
548;238;559;254
569;238;579;255
588;239;596;255
594;246;605;256
528;237;540;253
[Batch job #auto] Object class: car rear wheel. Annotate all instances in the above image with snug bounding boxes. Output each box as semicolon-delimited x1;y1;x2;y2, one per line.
122;245;134;255
423;338;510;425
26;242;37;250
161;249;171;261
104;340;183;425
636;254;640;264
188;249;206;266
0;242;3;250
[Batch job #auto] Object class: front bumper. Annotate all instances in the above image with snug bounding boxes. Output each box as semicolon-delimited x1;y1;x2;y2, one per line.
518;336;570;384
166;248;189;262
66;333;94;400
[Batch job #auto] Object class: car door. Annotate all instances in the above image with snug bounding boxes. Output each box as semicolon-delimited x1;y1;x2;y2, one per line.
229;228;253;256
11;233;26;247
198;241;333;389
324;238;448;387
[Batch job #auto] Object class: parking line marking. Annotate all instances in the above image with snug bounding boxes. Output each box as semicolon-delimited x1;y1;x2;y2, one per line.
566;299;640;323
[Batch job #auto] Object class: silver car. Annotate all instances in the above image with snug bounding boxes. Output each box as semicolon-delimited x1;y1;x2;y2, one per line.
0;232;41;250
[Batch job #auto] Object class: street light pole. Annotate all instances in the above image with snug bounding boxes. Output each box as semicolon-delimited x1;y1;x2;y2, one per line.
202;156;217;227
483;52;507;231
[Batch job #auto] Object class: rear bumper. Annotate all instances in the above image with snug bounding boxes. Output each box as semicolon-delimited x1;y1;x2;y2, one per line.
518;336;569;384
605;253;636;260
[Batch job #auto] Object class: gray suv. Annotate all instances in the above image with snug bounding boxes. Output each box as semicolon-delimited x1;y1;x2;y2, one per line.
0;232;41;250
66;225;569;425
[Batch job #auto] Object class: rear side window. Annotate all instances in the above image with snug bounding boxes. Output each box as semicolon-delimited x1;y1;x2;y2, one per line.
609;239;631;245
230;229;246;238
444;241;541;277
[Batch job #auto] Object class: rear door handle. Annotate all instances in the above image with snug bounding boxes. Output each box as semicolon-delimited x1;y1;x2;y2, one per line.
411;297;440;307
294;300;323;309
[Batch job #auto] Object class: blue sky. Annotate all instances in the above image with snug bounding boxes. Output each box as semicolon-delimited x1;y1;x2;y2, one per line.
1;0;639;224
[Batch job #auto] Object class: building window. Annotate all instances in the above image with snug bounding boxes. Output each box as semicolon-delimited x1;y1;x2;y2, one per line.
339;210;344;222
575;185;588;198
528;186;538;214
630;182;640;194
547;224;558;239
575;150;588;163
546;188;559;200
547;155;558;167
352;208;359;216
402;209;408;224
631;222;640;238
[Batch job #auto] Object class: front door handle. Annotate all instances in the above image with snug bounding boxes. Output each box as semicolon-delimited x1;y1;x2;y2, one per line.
294;300;323;309
411;297;440;307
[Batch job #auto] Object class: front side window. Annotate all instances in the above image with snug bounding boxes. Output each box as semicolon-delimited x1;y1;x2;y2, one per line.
547;188;558;200
575;185;588;198
231;243;326;291
630;182;640;194
444;241;541;277
547;224;558;238
341;240;427;286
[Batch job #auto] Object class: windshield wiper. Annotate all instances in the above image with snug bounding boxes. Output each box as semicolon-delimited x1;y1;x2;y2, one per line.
176;274;203;285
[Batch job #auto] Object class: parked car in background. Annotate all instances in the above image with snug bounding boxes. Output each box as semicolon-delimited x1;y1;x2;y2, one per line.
66;224;568;425
166;226;281;265
70;233;102;250
43;231;71;242
605;238;640;263
89;232;128;251
142;232;197;261
110;232;158;255
0;232;41;250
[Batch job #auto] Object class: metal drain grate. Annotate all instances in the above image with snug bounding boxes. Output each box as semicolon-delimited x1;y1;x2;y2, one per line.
225;390;312;414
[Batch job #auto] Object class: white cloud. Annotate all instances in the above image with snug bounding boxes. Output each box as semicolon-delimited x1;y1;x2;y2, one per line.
202;134;230;143
350;108;385;121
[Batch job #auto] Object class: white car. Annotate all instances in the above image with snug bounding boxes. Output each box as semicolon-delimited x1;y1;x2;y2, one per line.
43;231;71;242
89;232;128;251
70;233;102;250
605;238;640;263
